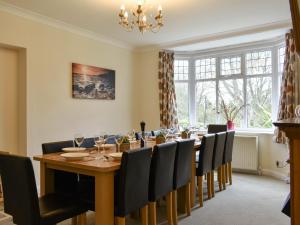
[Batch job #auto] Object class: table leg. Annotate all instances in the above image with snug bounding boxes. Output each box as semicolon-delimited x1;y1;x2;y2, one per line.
40;162;54;196
95;172;115;225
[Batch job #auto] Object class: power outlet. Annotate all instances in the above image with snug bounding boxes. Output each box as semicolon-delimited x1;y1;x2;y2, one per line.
276;160;285;168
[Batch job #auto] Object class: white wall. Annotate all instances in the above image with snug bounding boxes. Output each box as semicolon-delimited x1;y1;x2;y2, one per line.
0;10;136;180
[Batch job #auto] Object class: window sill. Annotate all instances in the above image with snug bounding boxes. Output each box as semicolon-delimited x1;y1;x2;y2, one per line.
235;129;275;135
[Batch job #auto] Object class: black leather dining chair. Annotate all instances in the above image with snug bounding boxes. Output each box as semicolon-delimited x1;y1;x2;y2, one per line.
42;141;78;195
151;130;162;137
172;139;195;225
222;131;235;186
0;154;89;225
207;124;227;134
211;132;227;196
149;142;177;225
115;147;152;225
195;134;215;207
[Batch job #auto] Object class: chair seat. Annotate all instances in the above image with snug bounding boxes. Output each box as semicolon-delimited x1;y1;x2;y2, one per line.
39;193;89;225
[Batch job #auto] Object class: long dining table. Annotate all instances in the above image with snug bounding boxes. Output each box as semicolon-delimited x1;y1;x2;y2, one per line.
33;140;201;225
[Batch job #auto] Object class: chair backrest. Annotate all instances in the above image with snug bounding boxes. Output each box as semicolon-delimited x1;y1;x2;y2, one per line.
173;139;195;189
135;132;152;140
42;141;78;194
80;137;95;148
223;131;235;164
212;132;227;169
0;154;40;225
149;142;177;202
151;130;162;137
207;124;227;134
42;140;73;154
115;147;152;217
196;134;215;176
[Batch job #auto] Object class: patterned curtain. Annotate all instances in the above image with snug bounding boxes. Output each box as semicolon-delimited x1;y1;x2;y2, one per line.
158;51;179;128
274;31;298;144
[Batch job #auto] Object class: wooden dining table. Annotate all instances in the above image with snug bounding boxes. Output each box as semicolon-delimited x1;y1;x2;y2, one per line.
34;140;201;225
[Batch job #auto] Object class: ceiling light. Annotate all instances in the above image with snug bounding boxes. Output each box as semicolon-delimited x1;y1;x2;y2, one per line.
118;2;163;34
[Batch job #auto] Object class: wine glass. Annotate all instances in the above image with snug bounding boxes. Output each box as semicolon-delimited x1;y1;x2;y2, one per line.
141;133;149;147
115;135;124;153
128;130;136;141
74;133;84;149
94;135;104;160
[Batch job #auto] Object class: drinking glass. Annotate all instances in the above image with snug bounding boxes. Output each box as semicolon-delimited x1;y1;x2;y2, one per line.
94;135;104;160
115;135;124;152
74;133;84;149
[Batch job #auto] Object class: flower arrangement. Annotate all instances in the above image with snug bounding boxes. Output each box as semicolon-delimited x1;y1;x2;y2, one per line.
219;95;246;129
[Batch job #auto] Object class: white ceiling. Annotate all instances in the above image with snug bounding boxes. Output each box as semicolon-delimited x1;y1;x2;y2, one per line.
0;0;292;50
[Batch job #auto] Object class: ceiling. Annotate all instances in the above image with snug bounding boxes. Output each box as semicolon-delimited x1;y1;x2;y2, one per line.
0;0;292;50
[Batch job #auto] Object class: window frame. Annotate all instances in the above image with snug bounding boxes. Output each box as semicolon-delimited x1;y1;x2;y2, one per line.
174;38;285;131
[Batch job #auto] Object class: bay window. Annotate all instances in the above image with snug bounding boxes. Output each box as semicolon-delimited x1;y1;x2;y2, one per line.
174;40;285;130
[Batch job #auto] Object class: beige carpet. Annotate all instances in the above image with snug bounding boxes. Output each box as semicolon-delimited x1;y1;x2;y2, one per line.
0;173;290;225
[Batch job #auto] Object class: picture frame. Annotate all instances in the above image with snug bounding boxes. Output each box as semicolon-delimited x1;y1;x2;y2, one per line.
72;63;115;100
289;0;300;55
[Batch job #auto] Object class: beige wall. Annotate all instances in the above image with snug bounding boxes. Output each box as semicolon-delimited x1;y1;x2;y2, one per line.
0;47;19;154
133;49;160;131
0;10;135;180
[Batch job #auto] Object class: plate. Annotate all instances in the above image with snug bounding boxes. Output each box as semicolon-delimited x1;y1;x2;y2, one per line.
61;152;89;160
62;147;86;152
94;144;115;149
108;152;123;161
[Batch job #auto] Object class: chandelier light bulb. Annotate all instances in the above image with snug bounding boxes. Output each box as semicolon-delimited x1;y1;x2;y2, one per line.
120;5;125;11
124;11;128;18
158;5;162;11
142;15;147;22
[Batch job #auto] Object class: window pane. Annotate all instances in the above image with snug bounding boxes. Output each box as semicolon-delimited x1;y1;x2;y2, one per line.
195;81;216;127
247;77;272;128
175;83;189;127
195;58;216;79
246;50;272;75
220;56;241;76
174;60;189;81
219;79;244;128
278;47;286;73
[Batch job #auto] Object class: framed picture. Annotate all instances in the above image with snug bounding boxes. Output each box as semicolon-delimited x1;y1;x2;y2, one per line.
289;0;300;55
72;63;115;100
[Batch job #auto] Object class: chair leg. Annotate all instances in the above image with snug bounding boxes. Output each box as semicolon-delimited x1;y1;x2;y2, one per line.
217;167;222;191
79;213;87;225
211;170;215;197
149;202;157;225
141;205;148;225
222;165;226;190
72;217;77;225
172;191;178;225
185;183;191;216
116;217;125;225
225;163;229;183
166;192;173;225
229;162;233;185
197;176;203;207
207;172;212;199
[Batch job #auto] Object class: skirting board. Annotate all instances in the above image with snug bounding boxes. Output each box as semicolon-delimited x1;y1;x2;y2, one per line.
233;168;289;181
261;169;289;181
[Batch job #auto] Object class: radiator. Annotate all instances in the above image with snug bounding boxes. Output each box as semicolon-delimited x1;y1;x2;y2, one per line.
232;135;259;173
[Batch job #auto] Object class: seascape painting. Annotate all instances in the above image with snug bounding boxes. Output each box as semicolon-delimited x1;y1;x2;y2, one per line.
72;63;115;100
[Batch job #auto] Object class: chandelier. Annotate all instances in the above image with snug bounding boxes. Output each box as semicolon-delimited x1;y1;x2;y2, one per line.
118;1;163;33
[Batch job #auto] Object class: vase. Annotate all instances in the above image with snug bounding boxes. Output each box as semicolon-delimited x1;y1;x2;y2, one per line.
156;136;166;144
119;143;130;152
181;131;190;139
227;120;235;130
